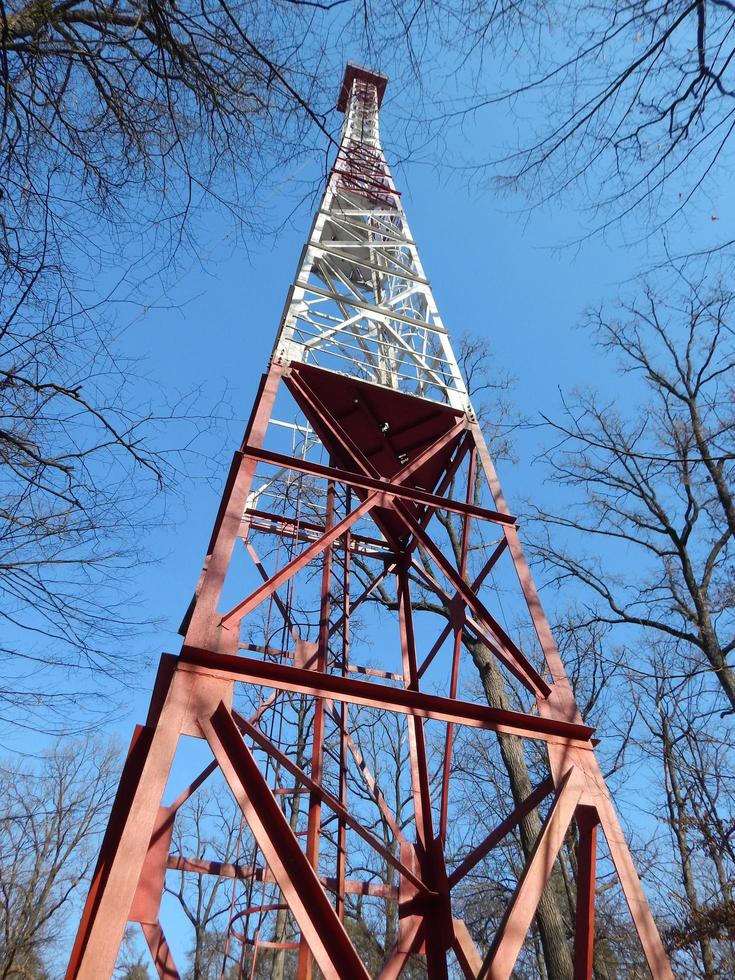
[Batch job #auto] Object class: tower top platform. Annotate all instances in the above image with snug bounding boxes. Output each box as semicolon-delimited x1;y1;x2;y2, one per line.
337;62;388;112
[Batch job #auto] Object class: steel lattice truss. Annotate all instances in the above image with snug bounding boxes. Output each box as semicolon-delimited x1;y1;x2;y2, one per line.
67;65;674;980
274;67;466;409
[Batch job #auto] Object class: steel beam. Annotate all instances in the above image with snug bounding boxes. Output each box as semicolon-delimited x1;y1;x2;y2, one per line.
243;444;513;526
140;922;179;979
448;776;556;888
178;648;596;745
574;807;599;980
201;703;370;980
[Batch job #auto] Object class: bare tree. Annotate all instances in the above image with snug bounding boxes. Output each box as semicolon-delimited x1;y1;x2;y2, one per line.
0;282;187;728
532;265;735;713
633;640;735;978
526;262;735;977
426;0;735;234
0;738;118;977
116;927;152;980
1;0;338;729
166;783;249;979
0;0;452;729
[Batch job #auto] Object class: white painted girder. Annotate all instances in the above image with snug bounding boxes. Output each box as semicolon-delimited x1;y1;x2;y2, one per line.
272;75;468;410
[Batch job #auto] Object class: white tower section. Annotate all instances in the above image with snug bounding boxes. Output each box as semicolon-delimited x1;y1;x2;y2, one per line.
273;64;468;410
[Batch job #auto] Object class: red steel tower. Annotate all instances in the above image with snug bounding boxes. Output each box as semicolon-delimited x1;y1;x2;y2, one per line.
66;64;674;979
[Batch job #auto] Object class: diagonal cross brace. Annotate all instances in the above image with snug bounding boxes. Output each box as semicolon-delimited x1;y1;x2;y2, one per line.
479;767;584;980
448;776;556;888
200;702;371;980
140;922;179;980
417;538;508;680
231;708;433;897
408;553;550;699
220;420;467;627
220;490;384;626
323;698;408;846
399;505;550;697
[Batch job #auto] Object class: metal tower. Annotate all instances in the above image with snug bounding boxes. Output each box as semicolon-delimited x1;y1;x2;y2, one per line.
67;64;674;979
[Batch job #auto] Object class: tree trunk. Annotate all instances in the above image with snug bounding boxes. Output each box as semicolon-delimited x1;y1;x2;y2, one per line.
660;713;717;980
687;393;735;540
673;536;735;713
467;636;574;980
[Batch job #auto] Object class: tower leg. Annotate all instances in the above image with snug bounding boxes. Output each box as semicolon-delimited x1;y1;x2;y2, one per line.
573;807;598;980
65;724;153;979
66;660;230;979
598;797;674;979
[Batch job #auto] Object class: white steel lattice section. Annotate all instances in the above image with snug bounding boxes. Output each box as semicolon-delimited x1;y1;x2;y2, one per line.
273;69;468;409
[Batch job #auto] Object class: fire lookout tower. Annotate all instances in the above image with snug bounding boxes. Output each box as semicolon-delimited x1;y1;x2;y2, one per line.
66;64;674;979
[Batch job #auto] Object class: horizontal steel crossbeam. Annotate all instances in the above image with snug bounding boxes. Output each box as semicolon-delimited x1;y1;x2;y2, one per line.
244;446;514;525
179;648;595;746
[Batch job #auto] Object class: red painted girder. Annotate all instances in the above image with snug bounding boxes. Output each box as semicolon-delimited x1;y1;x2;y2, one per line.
479;768;584;980
140;921;179;980
472;537;509;590
596;795;675;979
178;648;595;745
378;919;425;980
201;703;371;980
167;854;268;881
130;806;174;925
244;507;390;554
574;807;599;980
243;445;515;526
397;567;436;849
165;761;218;814
220;490;386;626
452;919;484;979
296;478;336;980
65;724;154;979
417;618;453;680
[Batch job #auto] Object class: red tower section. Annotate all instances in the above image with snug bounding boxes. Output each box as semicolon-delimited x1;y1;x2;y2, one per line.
66;64;674;979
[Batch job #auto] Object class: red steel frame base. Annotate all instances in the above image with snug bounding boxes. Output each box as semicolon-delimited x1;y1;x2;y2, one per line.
65;360;674;979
